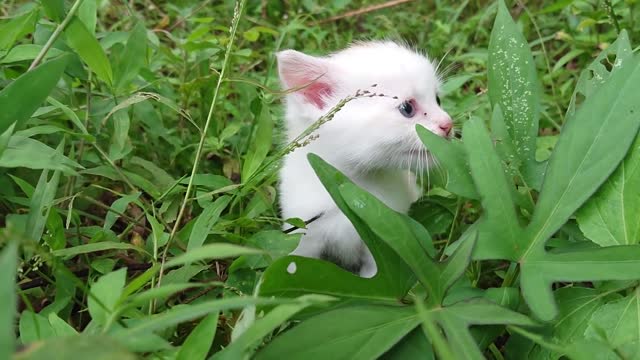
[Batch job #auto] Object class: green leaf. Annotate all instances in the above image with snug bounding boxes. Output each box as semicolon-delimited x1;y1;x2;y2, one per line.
0;242;17;359
338;181;472;304
0;54;70;135
14;335;136;360
116;297;305;337
256;305;421;360
242;102;274;181
529;287;618;359
216;295;334;360
462;118;524;260
187;196;231;251
103;192;141;230
65;17;113;85
26;168;60;244
0;9;39;50
416;125;477;199
380;327;434;360
176;312;219;360
0;44;65;64
339;182;440;297
52;241;148;258
165;243;264;268
47;313;78;336
434;299;537;360
46;97;89;134
521;246;640;320
88;268;127;326
568;30;633;118
526;54;640;256
19;311;55;343
114;22;147;92
585;287;640;359
577;134;640;246
78;0;97;33
260;154;415;302
40;0;65;22
0;136;81;173
488;0;540;180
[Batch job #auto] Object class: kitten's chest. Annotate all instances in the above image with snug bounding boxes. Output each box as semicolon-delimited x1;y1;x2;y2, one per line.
355;171;421;213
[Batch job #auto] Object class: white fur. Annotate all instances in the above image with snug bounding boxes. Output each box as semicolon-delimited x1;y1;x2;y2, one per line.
277;41;452;277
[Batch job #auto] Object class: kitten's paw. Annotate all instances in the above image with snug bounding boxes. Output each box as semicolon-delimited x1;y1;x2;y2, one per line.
359;262;377;278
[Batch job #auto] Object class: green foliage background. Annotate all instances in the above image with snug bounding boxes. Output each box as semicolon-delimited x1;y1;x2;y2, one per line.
2;0;640;359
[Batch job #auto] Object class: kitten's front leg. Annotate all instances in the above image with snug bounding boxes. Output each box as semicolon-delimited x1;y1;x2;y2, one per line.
290;232;325;259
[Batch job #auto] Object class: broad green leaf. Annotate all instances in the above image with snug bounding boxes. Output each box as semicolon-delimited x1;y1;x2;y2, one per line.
577;135;640;246
0;9;39;50
176;312;219;360
65;17;113;85
529;287;618;359
339;181;473;304
260;154;415;302
380;327;434;360
14;335;136;360
47;313;78;336
0;55;69;135
521;246;640;320
463;118;524;260
256;305;420;360
52;241;148;258
78;0;97;33
339;182;440;298
526;54;640;255
435;299;537;360
114;22;147;91
187;196;231;251
87;268;127;326
19;311;55;343
230;230;300;271
488;0;540;181
0;136;81;173
416;125;477;199
40;0;65;22
585;287;640;360
215;295;334;360
0;242;17;359
242;102;274;181
567;30;633;118
308;154;415;294
0;44;64;64
165;243;264;268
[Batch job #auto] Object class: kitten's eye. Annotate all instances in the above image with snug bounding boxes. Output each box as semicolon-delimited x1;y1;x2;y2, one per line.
398;100;416;118
436;95;442;106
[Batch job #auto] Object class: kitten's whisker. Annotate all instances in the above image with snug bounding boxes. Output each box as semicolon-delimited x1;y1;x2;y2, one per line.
435;48;454;75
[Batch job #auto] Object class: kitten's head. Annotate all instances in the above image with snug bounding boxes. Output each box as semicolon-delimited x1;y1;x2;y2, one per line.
277;41;452;171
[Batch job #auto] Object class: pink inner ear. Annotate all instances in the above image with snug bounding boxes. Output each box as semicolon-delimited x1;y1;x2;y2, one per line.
302;81;332;108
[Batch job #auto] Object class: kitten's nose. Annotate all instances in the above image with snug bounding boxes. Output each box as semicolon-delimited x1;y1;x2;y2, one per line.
439;119;453;137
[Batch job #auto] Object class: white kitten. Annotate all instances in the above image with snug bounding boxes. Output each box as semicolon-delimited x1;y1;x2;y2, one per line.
277;41;452;277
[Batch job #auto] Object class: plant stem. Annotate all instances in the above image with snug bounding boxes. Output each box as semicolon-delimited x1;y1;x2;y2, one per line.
604;0;621;34
29;0;85;71
156;0;247;289
501;262;519;288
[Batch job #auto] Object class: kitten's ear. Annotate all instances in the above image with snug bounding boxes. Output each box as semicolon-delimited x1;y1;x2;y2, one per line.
277;50;334;109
